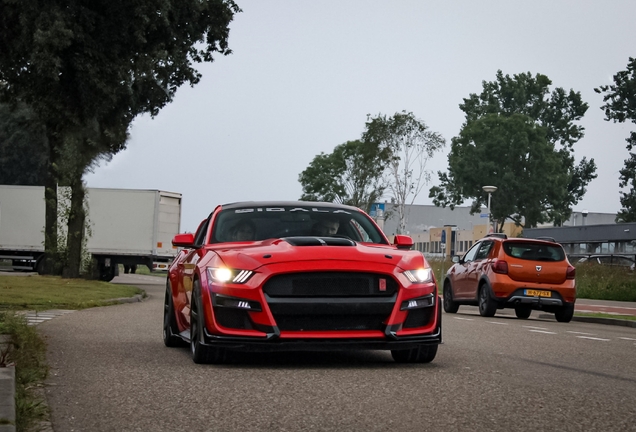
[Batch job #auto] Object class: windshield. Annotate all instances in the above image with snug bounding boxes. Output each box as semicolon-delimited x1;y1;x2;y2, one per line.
211;205;388;245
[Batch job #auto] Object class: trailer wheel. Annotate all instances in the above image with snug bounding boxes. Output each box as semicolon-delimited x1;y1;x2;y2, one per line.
99;264;116;282
35;256;46;275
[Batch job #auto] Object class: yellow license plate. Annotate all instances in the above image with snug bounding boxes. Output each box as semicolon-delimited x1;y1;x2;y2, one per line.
524;289;552;297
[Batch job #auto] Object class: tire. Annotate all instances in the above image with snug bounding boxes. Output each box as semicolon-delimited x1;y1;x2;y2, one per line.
478;284;497;317
555;303;574;323
190;280;226;364
514;305;532;319
391;344;438;363
163;283;185;347
443;281;459;313
99;264;116;282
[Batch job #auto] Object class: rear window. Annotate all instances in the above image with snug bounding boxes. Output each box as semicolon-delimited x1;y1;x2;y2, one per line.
503;242;565;262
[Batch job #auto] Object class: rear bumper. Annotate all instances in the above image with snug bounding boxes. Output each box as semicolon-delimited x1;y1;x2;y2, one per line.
500;288;575;310
506;295;564;307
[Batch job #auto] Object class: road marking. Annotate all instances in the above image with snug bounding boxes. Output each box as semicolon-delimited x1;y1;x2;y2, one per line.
576;336;611;341
454;317;474;321
567;331;596;336
528;330;557;334
20;310;76;326
523;325;549;330
618;337;636;341
487;321;508;325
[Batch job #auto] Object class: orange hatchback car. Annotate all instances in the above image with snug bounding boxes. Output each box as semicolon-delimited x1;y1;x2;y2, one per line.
443;234;576;322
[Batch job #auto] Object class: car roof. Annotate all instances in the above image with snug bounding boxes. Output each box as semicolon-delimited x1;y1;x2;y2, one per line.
480;236;560;245
220;201;363;212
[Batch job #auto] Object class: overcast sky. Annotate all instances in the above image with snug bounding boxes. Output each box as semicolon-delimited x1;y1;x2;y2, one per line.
84;0;636;232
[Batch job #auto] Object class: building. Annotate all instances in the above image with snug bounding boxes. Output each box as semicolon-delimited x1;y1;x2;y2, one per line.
372;202;618;259
524;223;636;257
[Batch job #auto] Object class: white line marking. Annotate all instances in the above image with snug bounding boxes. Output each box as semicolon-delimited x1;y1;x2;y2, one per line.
523;326;549;330
567;331;596;336
487;321;509;325
576;336;611;341
618;337;636;341
454;317;475;321
528;330;557;334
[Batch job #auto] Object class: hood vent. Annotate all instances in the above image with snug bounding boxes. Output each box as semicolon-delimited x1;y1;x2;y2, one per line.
282;236;356;247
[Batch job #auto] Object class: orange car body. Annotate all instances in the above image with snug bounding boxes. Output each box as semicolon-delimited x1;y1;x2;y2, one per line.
443;235;576;322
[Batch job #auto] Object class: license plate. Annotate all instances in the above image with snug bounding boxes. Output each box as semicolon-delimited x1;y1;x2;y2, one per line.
524;289;552;297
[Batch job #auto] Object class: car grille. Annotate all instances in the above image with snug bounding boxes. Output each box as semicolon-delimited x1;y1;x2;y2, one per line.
263;272;398;297
263;272;398;331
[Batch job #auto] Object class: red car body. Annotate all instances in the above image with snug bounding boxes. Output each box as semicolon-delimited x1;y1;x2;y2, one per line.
163;201;441;364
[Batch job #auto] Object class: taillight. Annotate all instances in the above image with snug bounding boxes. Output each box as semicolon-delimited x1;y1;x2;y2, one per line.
492;259;508;274
566;265;576;279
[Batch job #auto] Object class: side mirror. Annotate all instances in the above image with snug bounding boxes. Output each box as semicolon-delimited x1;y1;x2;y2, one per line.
172;233;195;248
452;255;460;263
393;235;414;250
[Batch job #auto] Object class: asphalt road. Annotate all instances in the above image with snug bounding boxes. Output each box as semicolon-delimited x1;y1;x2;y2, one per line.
40;274;636;432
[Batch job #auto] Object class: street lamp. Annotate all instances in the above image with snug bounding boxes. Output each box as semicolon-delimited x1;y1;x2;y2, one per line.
482;185;498;233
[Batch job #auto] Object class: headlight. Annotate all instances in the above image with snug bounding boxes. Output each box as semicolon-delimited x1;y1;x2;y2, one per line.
403;268;433;283
207;267;254;284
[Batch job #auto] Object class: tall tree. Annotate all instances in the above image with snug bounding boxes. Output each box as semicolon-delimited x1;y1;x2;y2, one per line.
595;57;636;222
0;103;48;185
0;0;240;276
299;140;391;213
430;71;596;229
362;111;445;234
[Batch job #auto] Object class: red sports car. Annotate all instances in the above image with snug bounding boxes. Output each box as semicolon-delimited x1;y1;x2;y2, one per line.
163;201;441;364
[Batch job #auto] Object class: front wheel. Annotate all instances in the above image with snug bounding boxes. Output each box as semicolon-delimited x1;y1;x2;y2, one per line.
478;284;497;317
190;280;226;364
555;303;575;323
391;344;438;363
443;281;459;313
163;283;185;347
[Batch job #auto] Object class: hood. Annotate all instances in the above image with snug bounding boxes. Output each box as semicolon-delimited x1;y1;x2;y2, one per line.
207;237;423;271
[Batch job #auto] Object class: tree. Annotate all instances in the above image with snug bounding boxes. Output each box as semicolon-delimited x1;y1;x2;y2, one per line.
430;71;596;229
0;0;241;276
299;140;391;213
595;57;636;222
0;103;48;185
362;111;445;234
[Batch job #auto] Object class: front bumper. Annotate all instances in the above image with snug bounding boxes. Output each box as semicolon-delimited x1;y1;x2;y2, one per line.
200;308;442;352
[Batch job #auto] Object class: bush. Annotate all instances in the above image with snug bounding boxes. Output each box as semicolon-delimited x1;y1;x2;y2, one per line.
574;264;636;302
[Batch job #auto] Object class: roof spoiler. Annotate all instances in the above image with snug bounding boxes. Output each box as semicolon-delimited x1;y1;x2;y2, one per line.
485;233;508;239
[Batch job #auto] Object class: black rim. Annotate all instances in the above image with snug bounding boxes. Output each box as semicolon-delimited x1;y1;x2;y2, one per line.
190;295;198;355
443;285;451;308
479;288;486;313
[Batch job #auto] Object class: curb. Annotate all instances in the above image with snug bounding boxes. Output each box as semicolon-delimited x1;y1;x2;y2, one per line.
107;293;145;304
538;314;636;327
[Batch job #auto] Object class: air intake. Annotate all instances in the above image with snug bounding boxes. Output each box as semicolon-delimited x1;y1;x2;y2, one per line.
282;236;356;247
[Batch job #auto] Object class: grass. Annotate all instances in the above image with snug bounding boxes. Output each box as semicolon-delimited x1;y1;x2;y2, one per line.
0;275;144;310
0;312;49;432
121;264;167;278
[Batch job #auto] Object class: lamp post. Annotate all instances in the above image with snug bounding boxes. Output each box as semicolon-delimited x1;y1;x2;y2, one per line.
482;185;498;233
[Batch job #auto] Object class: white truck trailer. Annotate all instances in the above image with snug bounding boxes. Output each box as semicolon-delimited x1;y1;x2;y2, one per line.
0;185;182;281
